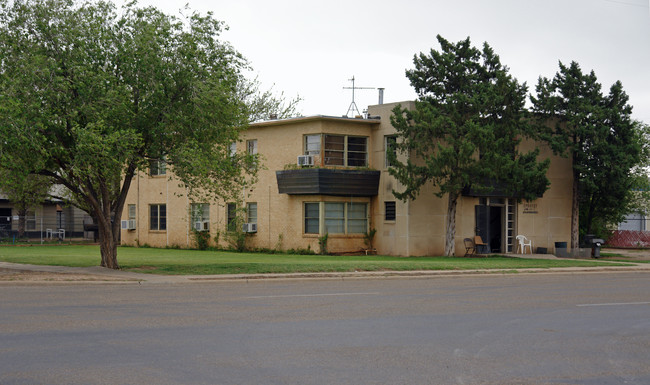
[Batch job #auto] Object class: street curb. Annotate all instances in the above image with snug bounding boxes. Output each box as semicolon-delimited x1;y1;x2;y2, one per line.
2;261;650;284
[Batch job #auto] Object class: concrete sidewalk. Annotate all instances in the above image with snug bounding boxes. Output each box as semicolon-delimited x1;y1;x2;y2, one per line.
2;253;650;285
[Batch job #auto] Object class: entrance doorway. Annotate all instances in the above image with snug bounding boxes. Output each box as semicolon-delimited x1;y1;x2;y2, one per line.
475;198;516;253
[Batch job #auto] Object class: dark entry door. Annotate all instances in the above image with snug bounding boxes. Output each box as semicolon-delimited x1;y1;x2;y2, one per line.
475;205;503;253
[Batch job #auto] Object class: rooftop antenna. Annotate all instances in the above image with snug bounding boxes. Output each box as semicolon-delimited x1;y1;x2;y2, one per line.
343;76;374;117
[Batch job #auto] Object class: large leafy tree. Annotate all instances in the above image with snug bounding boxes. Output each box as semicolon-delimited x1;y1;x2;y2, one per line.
390;35;549;256
531;61;643;246
0;0;264;268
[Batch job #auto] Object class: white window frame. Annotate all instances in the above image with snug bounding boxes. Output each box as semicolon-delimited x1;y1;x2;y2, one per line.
246;202;257;225
247;139;258;155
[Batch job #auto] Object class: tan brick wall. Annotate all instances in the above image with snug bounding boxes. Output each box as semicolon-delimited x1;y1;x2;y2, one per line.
122;102;573;256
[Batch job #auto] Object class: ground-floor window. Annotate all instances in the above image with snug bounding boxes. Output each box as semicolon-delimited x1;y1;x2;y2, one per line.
304;203;320;234
150;204;166;231
26;211;37;231
304;202;368;235
246;203;257;224
227;203;237;231
384;201;396;221
190;203;210;231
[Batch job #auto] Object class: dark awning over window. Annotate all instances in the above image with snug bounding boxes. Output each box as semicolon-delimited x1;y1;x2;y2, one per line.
276;169;380;197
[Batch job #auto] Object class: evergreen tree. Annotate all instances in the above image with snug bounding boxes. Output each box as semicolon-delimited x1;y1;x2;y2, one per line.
532;62;643;246
390;35;549;256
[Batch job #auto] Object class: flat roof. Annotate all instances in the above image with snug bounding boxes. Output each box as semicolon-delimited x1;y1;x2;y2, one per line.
250;114;381;128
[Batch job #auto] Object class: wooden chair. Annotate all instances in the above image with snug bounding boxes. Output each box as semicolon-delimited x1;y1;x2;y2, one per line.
463;238;476;257
474;236;489;255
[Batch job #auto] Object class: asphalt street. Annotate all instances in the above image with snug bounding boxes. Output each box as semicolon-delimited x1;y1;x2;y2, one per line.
1;272;649;384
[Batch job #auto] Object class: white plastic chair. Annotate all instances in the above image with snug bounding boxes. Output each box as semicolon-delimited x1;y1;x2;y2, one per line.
516;235;532;254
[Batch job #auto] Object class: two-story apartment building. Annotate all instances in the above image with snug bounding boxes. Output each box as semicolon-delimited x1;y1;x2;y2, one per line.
120;101;573;256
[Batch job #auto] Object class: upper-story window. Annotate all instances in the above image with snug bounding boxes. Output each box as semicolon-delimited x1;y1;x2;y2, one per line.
305;134;367;167
385;135;397;168
305;135;321;156
149;158;166;176
247;139;257;155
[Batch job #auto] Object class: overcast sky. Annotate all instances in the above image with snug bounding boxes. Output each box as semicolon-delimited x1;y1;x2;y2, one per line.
131;0;650;122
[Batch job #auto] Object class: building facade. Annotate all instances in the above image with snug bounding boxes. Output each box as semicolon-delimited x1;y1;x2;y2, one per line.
120;101;573;256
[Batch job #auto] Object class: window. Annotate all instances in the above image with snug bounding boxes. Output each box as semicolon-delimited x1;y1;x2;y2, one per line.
26;211;36;231
385;135;397;168
324;135;345;166
324;202;345;234
190;203;209;223
246;202;257;224
347;137;367;167
229;142;237;157
305;135;321;156
347;203;368;233
304;202;368;234
247;139;257;155
320;135;368;167
304;203;320;234
227;203;237;231
128;204;136;220
149;158;166;176
150;204;166;231
385;201;396;221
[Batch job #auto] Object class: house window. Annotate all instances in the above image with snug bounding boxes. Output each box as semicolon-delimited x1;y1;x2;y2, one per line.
321;135;368;167
247;139;258;155
347;203;368;233
304;203;320;234
26;211;36;231
324;135;345;166
305;202;368;234
227;203;237;231
324;202;345;234
385;135;397;168
149;158;166;176
229;142;237;157
128;204;136;220
246;202;257;224
305;135;321;156
385;201;396;221
150;204;166;231
347;137;367;167
190;203;209;222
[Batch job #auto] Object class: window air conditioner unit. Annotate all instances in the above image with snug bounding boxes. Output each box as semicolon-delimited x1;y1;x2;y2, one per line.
297;155;314;167
121;220;136;230
242;223;257;233
194;221;209;231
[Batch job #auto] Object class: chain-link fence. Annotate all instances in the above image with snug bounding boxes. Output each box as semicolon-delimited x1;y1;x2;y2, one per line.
0;210;98;243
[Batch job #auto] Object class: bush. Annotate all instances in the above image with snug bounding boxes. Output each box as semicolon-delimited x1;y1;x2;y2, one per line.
192;230;211;250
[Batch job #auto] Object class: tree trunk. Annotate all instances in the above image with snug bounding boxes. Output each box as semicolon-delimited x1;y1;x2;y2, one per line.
445;192;458;256
571;171;580;251
17;208;27;238
97;217;119;269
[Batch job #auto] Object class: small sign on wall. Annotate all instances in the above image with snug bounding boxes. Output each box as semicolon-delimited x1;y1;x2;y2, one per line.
12;216;19;221
523;203;538;214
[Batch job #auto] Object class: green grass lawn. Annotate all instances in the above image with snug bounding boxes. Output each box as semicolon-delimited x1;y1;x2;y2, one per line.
0;244;632;275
